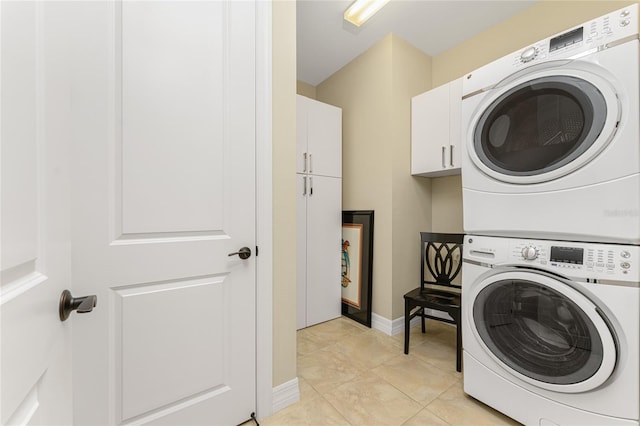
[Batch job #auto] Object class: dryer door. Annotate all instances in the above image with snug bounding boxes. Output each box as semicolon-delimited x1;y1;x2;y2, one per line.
467;65;620;184
469;269;618;393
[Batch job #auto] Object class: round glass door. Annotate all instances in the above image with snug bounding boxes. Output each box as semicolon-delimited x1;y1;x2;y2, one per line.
471;270;617;393
469;68;620;184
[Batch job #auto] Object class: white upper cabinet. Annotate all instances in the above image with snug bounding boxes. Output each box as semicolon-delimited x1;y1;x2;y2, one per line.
297;95;342;177
411;78;462;177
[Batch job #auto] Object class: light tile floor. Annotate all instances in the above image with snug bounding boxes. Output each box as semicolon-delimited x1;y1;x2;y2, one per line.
258;317;520;426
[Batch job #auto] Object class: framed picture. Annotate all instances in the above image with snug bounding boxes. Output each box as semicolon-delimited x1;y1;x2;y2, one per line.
341;210;374;327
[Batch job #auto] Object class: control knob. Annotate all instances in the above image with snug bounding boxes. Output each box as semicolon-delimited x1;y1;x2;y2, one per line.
520;46;538;63
521;246;538;260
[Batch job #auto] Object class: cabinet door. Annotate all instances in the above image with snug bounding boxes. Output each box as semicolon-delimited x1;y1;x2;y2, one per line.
296;96;309;174
307;99;342;178
411;83;450;175
305;176;342;326
296;174;308;330
448;78;463;169
411;79;462;177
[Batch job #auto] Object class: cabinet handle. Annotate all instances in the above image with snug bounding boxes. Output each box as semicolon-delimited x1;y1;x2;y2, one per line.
450;145;454;167
303;153;307;173
309;177;313;196
303;176;307;196
441;146;446;168
309;154;313;173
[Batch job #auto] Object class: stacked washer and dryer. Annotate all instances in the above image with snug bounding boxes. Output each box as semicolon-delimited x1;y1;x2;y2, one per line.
459;5;640;426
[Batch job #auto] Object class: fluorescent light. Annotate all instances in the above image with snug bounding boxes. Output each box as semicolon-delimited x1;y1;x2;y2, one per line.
343;0;391;27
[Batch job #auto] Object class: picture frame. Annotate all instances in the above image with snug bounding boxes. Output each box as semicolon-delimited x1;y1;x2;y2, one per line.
341;210;374;327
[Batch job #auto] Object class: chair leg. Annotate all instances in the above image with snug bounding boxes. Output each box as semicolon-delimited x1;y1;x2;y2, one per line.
420;308;426;333
404;298;410;355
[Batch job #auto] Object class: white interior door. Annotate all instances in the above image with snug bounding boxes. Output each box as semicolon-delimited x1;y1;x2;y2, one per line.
1;2;73;424
68;2;257;424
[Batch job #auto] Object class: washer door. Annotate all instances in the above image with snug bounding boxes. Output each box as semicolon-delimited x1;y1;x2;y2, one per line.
468;65;620;184
469;269;617;393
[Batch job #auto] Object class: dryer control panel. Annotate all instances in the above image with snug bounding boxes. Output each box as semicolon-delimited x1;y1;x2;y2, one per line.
464;235;639;284
462;4;639;97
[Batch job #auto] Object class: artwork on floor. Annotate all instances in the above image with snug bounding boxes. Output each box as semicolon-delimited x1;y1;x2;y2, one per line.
341;210;374;327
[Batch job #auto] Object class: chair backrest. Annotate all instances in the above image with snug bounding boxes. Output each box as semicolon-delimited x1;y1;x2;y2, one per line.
420;232;464;291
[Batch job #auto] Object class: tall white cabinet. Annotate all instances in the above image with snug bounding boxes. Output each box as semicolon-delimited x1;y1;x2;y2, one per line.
296;95;342;329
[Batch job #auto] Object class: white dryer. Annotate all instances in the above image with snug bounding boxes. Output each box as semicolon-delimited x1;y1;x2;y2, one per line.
462;235;639;425
461;5;640;244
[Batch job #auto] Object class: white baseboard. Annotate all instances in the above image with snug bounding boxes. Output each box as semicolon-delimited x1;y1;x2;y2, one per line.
271;377;300;413
372;310;453;336
371;313;421;336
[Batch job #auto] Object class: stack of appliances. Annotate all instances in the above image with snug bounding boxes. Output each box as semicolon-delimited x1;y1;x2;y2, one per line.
459;5;640;425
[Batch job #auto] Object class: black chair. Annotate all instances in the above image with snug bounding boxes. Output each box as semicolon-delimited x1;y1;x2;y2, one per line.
403;232;464;372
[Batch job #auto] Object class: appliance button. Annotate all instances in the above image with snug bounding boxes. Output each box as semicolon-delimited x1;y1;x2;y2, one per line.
586;261;594;267
621;262;631;269
621;10;631;17
606;263;615;269
621;250;631;259
521;246;538;260
621;18;631;27
520;46;538;63
596;262;605;268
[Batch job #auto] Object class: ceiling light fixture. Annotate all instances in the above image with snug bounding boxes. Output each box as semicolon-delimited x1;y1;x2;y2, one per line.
343;0;391;27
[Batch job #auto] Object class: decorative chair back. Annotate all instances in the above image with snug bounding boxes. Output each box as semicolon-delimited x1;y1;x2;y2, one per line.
420;232;463;291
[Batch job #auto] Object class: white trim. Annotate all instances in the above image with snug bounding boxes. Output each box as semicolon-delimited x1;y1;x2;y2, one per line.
372;312;445;336
271;377;300;414
255;0;273;420
371;313;396;336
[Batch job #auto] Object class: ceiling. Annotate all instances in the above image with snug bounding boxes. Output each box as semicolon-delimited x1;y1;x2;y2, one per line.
297;0;538;86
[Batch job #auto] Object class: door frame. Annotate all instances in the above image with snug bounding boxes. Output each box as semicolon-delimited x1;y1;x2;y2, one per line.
255;0;274;418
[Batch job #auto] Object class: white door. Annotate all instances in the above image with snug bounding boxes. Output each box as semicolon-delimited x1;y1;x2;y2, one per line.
296;174;308;330
306;100;342;178
1;2;73;424
296;95;342;177
68;2;257;424
305;175;342;326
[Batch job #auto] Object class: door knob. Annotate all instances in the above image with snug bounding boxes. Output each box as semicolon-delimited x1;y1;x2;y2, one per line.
228;247;252;260
59;289;97;321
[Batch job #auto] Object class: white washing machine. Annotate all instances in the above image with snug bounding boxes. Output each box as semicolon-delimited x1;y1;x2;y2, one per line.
462;235;639;425
461;5;640;244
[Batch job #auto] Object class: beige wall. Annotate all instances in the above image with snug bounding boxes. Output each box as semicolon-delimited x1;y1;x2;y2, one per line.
430;0;636;233
272;0;297;387
296;80;316;99
316;34;431;321
389;37;432;319
317;35;395;318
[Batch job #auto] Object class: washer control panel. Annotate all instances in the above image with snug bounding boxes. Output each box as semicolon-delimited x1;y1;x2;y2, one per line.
464;235;639;283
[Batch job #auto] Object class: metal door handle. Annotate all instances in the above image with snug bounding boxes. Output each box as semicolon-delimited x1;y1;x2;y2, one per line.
309;154;313;173
303;153;307;172
228;247;252;260
309;177;313;196
450;144;454;167
442;146;446;168
303;176;307;195
59;290;97;321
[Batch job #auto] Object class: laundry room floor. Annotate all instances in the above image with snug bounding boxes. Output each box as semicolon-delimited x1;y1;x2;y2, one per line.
257;317;520;425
